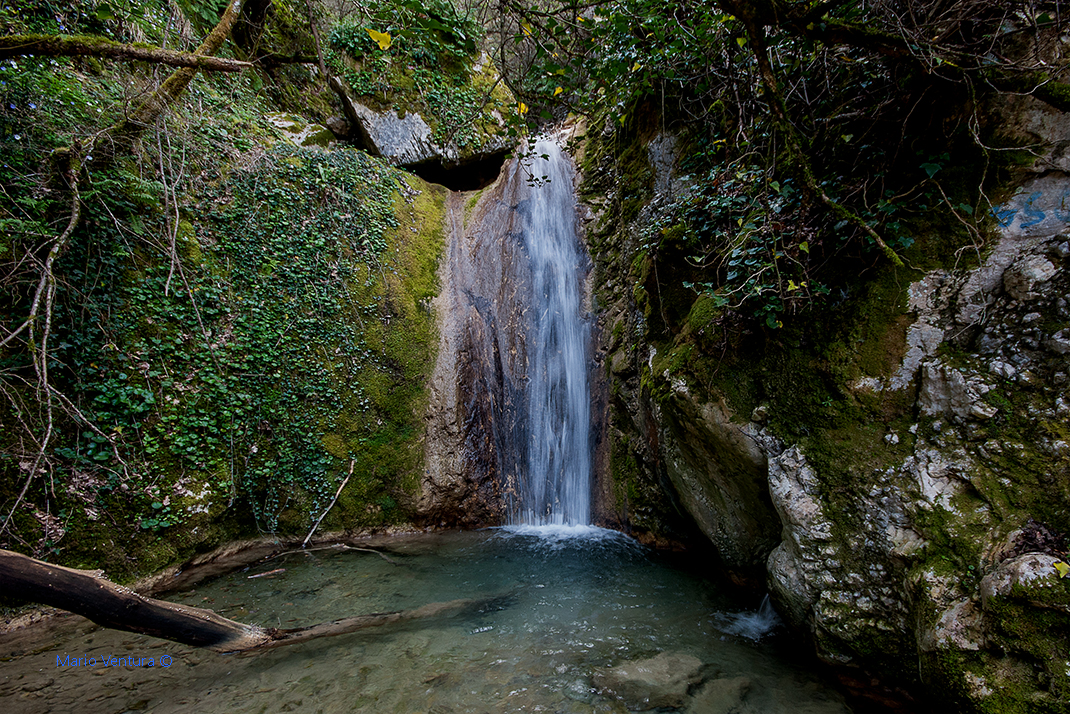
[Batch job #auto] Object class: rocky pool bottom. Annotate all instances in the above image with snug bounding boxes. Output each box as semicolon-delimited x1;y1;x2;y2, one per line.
2;527;857;713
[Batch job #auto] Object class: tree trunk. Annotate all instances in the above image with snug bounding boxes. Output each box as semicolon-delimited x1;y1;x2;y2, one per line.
0;549;268;652
110;0;246;145
0;549;502;653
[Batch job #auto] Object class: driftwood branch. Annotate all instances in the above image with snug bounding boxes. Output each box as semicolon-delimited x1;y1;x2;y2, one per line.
0;34;252;71
263;543;400;566
0;549;503;653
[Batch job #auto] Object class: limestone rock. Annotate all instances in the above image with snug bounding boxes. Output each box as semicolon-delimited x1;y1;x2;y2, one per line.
592;651;705;710
765;447;841;629
918;363;995;421
345;100;445;166
325;115;349;138
333;54;513;170
1045;328;1070;355
919;599;985;651
266;112;336;148
654;394;781;576
981;553;1066;607
1003;254;1057;301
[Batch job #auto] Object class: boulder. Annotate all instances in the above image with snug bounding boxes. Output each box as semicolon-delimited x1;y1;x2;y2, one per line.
331;54;514;170
266;112;336;148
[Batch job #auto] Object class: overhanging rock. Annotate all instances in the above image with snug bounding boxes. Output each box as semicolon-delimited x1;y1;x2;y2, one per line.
342;97;512;171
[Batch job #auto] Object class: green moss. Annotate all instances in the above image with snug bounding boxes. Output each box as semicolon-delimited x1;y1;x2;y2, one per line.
464;187;485;227
606;428;682;540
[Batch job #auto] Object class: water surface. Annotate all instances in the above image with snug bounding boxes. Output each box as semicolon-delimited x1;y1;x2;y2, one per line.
2;528;851;713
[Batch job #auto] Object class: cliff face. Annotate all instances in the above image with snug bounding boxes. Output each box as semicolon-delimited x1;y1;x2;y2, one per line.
585;98;1070;712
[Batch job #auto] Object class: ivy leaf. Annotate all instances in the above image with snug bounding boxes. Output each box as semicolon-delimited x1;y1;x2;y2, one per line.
631;61;642;72
920;162;942;178
1055;561;1070;578
554;86;563;96
366;28;392;51
798;241;809;253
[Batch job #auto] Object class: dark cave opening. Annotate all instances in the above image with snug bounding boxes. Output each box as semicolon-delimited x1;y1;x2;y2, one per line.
405;151;509;191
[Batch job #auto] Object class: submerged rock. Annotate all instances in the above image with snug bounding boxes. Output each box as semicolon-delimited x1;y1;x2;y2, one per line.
688;676;753;714
592;651;705;710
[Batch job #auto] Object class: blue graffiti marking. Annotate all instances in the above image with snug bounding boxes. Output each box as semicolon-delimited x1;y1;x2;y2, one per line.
991;205;1017;228
1054;187;1070;223
1019;191;1046;228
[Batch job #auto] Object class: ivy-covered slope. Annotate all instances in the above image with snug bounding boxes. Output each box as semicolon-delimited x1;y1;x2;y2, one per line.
0;0;447;580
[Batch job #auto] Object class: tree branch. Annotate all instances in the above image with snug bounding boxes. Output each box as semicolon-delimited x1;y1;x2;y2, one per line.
110;0;245;145
728;3;904;266
0;33;252;71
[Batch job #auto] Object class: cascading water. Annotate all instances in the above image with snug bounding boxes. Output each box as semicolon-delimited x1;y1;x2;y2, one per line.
513;140;591;526
425;133;594;526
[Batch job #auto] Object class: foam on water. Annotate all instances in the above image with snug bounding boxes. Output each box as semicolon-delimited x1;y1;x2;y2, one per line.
716;594;783;640
497;523;630;548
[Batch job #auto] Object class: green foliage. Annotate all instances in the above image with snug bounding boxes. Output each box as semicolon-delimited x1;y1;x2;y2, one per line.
0;7;443;570
326;0;517;150
525;0;998;325
329;0;478;66
173;0;228;33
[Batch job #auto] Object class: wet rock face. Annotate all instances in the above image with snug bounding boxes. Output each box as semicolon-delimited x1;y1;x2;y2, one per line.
419;181;530;527
654;391;782;574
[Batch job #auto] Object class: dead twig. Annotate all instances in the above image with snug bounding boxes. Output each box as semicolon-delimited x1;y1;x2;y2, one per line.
302;458;354;548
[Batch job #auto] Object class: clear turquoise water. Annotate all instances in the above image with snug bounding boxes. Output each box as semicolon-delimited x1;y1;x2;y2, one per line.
2;527;852;713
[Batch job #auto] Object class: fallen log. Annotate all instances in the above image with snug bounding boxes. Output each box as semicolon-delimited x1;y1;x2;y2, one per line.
0;549;502;653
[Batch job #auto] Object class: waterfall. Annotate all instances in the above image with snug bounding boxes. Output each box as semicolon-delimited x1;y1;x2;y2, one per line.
514;140;591;526
427;135;593;528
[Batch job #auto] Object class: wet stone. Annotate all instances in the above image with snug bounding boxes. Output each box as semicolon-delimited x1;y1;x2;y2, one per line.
592;651;705;710
690;676;753;714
